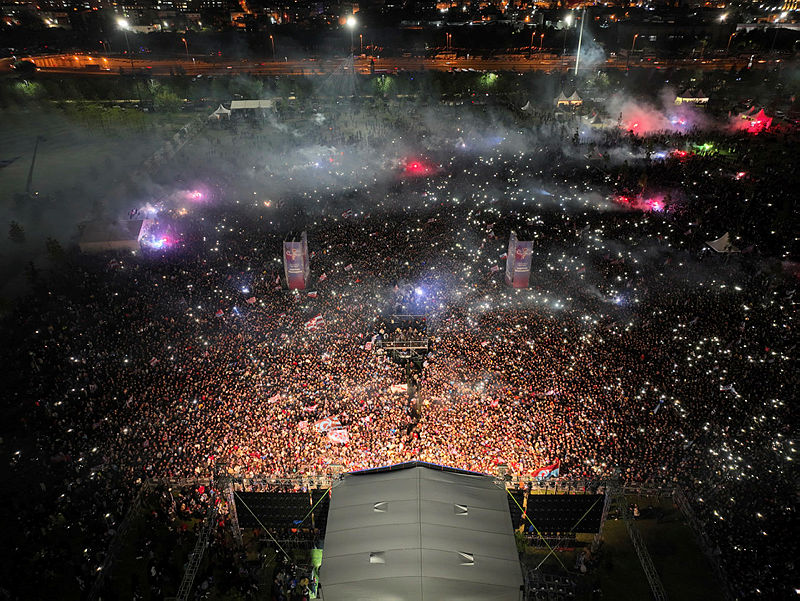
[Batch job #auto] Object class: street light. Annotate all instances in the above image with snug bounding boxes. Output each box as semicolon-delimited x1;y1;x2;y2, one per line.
181;37;189;59
540;33;545;53
117;18;135;72
626;33;639;71
360;33;363;54
346;15;357;56
726;32;737;55
269;35;275;59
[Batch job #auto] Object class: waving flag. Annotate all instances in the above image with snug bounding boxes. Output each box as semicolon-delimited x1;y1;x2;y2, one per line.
302;403;319;412
245;296;257;304
318;273;327;282
532;459;560;480
305;314;325;331
389;384;408;394
328;429;349;443
314;416;341;432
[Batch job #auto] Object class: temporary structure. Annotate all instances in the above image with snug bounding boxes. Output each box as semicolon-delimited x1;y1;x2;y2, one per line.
320;463;523;601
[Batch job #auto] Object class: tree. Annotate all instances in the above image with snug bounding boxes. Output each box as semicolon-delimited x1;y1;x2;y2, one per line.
153;89;183;112
9;221;25;244
45;237;65;262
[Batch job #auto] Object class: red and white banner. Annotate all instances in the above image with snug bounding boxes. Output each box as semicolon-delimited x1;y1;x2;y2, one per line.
305;314;325;331
389;384;408;394
328;429;349;443
283;231;310;290
313;416;341;432
532;459;560;480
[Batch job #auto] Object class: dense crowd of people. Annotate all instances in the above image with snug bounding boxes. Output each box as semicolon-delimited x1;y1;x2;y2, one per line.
2;98;797;601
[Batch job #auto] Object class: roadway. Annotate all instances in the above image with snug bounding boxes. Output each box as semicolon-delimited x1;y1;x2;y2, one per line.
3;53;762;76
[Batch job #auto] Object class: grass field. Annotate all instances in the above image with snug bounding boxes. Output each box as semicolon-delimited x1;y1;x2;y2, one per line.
0;105;195;199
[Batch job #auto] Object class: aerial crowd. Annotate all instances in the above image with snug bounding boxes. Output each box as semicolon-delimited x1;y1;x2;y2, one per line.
3;102;798;601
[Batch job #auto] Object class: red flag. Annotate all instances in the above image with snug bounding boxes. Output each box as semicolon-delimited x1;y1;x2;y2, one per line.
245;296;257;304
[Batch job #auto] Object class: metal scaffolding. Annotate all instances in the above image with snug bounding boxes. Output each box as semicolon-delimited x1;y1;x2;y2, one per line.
617;494;668;601
175;502;218;601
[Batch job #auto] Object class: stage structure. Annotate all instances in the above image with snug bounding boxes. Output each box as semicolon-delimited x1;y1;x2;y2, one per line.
505;231;533;288
320;462;524;601
283;231;310;290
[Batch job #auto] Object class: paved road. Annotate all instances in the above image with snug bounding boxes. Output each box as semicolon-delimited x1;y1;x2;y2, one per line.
3;53;763;76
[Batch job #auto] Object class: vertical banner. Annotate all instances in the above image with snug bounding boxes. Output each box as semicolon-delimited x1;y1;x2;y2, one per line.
284;231;310;290
505;231;533;288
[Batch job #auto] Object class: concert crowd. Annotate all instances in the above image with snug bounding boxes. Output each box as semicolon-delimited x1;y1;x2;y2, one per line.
2;104;797;601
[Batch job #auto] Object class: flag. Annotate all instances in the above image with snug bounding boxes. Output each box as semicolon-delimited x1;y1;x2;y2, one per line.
344;264;353;271
318;273;327;282
297;420;309;430
149;357;159;367
302;403;319;412
532;459;560;480
341;209;353;218
267;393;281;403
490;399;499;407
490;264;500;273
307;291;318;298
314;416;341;432
720;384;739;396
500;253;508;259
364;341;373;351
577;266;586;273
245;296;256;304
481;340;490;347
389;384;408;394
305;314;325;330
328;429;349;443
215;309;224;318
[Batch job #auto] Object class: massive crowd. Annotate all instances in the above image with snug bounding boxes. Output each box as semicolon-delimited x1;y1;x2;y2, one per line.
2;99;797;601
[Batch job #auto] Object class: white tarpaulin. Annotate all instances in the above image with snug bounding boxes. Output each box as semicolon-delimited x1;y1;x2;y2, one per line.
230;99;275;110
706;232;740;253
320;464;523;601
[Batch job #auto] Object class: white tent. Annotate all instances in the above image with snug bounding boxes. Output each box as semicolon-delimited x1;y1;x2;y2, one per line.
706;232;740;253
209;104;231;119
554;91;570;107
675;88;709;105
520;100;532;112
320;464;523;601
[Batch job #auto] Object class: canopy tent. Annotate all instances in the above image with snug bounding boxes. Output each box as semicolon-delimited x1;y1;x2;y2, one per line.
78;219;151;253
675;88;709;105
567;91;582;105
554;91;570;106
209;104;231;119
738;107;772;132
320;463;522;601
